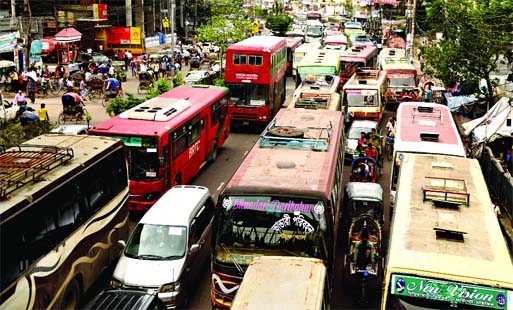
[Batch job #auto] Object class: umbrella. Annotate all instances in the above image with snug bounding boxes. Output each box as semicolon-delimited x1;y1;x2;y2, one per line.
0;60;16;69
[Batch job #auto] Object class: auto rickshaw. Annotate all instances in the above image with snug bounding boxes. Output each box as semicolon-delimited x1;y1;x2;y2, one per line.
111;60;127;81
58;92;88;124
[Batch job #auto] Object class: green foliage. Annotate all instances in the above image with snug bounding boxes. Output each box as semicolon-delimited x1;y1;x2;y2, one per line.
172;72;184;87
266;14;293;36
0;120;53;145
421;0;513;104
253;7;267;18
213;72;225;86
106;77;176;116
145;77;173;100
106;92;145;117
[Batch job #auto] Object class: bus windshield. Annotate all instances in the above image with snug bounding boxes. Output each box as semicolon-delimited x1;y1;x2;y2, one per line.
227;84;269;106
345;90;378;107
107;135;159;181
305;26;323;37
214;196;328;266
388;73;416;87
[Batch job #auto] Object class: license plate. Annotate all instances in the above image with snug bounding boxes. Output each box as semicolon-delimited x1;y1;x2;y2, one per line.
243;121;249;126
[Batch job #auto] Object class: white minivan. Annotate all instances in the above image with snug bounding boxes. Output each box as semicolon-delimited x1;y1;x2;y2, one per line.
111;185;214;308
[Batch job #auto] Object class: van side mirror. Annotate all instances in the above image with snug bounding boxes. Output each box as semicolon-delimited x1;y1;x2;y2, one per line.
189;244;200;255
118;240;126;248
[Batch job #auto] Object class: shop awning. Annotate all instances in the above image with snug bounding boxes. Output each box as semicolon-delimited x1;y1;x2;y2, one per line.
55;27;82;43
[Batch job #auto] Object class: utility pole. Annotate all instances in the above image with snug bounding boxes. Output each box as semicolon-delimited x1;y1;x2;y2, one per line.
126;0;132;27
406;0;417;59
169;0;175;52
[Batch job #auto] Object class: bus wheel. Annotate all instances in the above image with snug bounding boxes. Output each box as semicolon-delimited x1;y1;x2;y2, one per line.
61;278;81;310
211;142;218;162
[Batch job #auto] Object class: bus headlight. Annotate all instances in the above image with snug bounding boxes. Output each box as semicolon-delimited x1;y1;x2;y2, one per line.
160;281;180;293
110;278;122;289
144;191;160;202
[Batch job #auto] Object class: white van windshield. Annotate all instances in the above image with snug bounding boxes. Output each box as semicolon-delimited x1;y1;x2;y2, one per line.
125;224;187;260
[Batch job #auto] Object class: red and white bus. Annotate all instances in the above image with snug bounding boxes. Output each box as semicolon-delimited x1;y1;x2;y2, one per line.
89;85;230;211
224;36;287;126
285;37;303;76
339;45;378;84
390;102;466;204
211;108;345;308
306;10;322;21
379;57;418;106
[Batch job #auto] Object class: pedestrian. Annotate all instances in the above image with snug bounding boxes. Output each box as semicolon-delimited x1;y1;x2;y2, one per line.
123;50;129;70
424;84;433;102
38;103;49;122
419;55;425;72
9;70;17;92
130;59;136;77
13;89;25;106
26;77;36;104
80;77;88;100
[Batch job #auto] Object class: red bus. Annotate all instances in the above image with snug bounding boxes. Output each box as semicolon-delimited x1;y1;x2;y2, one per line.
224;36;287;126
211;108;345;308
285;37;303;76
339;45;378;84
88;85;230;211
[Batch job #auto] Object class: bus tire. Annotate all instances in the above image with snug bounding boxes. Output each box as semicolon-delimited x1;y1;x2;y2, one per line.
211;142;218;162
268;126;304;138
61;278;81;310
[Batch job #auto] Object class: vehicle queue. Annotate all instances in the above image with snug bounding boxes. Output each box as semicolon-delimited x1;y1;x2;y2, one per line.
2;9;513;310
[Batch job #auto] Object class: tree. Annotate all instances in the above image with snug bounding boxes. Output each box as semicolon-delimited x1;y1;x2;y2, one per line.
196;0;253;77
421;0;513;107
266;14;293;36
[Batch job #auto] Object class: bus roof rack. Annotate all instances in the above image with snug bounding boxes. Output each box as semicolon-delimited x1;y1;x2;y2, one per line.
411;105;443;124
259;118;332;151
422;176;470;206
0;144;74;200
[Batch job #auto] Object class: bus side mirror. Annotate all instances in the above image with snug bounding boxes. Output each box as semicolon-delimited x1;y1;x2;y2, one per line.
159;156;165;167
118;240;126;248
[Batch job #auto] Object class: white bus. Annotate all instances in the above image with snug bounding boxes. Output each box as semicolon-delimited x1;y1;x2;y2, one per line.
0;134;129;309
391;102;466;204
382;153;513;309
293;41;322;77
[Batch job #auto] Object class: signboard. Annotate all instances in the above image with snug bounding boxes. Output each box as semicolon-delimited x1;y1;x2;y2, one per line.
391;274;511;309
93;4;108;20
130;27;141;45
106;26;141;45
235;73;258;80
29;39;43;63
0;32;17;53
96;29;107;41
297;66;336;75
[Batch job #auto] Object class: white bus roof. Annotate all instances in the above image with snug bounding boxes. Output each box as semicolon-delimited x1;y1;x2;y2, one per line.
379;57;416;71
231;256;325;310
343;69;387;90
295;41;322;54
388;154;513;288
0;134;123;215
395;102;466;157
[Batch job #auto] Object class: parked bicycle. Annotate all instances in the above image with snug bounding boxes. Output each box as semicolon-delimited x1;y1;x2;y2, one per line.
384;135;394;161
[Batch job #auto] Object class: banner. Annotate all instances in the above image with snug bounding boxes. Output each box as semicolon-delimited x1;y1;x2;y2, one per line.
93;4;108;20
0;32;17;53
29;39;43;63
130;27;141;45
391;274;511;309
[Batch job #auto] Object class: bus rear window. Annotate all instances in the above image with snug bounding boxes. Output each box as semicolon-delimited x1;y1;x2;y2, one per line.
248;55;263;66
233;54;247;65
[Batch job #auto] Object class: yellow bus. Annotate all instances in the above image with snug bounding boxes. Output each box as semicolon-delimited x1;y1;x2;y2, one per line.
382;153;513;310
292;42;322;77
342;69;387;122
288;75;341;111
296;49;341;86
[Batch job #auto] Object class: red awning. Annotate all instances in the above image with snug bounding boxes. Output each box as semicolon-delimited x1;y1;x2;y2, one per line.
55;27;82;43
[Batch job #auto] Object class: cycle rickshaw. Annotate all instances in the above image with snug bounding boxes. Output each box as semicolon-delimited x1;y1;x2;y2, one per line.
102;78;122;107
350;157;380;182
138;70;154;94
58;92;88;124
